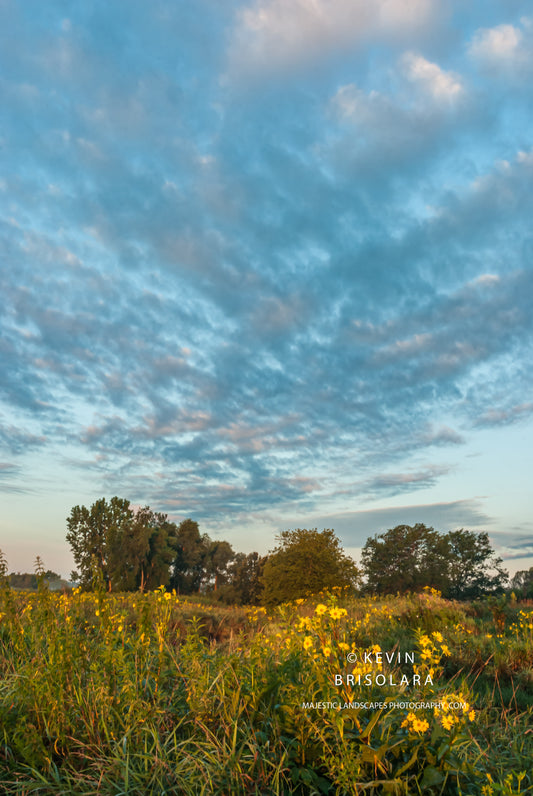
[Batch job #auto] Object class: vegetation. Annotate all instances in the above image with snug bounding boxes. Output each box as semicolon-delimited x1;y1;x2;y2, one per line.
0;580;531;795
510;567;533;599
64;499;509;607
361;525;507;599
261;528;360;605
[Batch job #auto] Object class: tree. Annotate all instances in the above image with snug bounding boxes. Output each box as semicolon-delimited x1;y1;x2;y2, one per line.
66;497;178;591
361;524;507;599
0;548;8;588
230;551;267;604
510;567;533;599
217;552;267;604
361;524;450;595
170;519;211;593
446;529;507;600
205;540;235;591
261;528;359;605
106;505;177;591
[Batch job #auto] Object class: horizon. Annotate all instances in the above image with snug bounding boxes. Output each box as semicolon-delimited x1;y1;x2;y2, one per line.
1;1;532;579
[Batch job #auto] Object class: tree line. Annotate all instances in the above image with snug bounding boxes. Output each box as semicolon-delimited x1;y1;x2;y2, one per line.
3;496;526;603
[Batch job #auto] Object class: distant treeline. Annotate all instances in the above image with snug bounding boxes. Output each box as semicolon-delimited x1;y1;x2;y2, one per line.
2;497;531;603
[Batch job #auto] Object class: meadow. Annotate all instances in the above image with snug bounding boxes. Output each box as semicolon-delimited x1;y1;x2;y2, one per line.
0;585;532;795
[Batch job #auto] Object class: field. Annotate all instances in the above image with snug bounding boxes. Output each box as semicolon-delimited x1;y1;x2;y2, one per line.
1;585;532;795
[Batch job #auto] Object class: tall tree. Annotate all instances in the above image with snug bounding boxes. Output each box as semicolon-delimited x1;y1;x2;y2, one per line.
205;540;234;591
227;551;266;604
446;529;507;600
361;524;450;595
361;524;507;598
510;567;533;599
261;528;359;605
66;497;178;591
170;519;211;593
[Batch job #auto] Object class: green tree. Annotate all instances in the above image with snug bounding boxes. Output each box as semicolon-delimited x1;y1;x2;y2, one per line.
66;497;178;591
361;524;507;598
107;506;177;591
231;551;267;604
261;528;359;605
446;529;507;599
205;540;235;591
510;566;533;599
361;524;450;595
0;548;8;589
170;519;211;593
217;552;267;604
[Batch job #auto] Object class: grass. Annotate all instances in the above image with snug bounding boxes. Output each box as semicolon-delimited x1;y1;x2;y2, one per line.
0;585;531;795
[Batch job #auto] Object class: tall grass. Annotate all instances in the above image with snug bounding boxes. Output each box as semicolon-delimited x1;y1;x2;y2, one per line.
0;585;531;794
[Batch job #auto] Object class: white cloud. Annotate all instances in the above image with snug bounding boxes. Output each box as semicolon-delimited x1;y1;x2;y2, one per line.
229;0;440;75
469;23;522;63
402;52;463;102
469;19;533;77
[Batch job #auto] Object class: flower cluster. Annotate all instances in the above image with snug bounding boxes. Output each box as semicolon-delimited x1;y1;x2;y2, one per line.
401;711;429;734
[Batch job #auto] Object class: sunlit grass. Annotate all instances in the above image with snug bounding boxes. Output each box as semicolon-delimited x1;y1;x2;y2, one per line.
0;585;531;794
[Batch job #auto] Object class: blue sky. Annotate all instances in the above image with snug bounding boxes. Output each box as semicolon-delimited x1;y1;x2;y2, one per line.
1;0;532;578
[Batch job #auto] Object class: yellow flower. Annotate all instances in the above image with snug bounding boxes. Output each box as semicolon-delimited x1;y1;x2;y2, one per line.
440;644;450;656
322;646;331;657
164;592;171;601
468;710;475;721
315;604;328;616
432;631;443;642
329;607;344;620
303;636;314;650
441;714;454;731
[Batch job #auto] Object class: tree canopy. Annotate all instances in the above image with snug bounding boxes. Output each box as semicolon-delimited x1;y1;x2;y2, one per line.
361;524;507;599
261;528;359;605
66;497;177;591
510;567;533;599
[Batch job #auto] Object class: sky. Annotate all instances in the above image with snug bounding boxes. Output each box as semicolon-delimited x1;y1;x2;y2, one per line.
1;0;532;579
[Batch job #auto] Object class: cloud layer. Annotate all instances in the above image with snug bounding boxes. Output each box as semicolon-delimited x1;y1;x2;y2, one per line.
1;1;532;565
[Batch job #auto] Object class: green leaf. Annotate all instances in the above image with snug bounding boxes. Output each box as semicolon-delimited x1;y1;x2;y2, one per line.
420;765;445;788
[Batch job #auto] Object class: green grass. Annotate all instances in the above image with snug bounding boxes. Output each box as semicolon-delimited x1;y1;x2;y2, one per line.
0;586;531;795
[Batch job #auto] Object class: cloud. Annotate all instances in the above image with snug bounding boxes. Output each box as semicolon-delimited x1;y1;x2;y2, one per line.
469;19;533;78
474;403;533;428
0;1;532;569
489;532;533;562
300;499;493;548
470;23;522;62
228;0;442;76
402;52;463;102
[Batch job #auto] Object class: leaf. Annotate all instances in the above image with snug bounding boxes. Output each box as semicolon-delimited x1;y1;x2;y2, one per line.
420;765;445;788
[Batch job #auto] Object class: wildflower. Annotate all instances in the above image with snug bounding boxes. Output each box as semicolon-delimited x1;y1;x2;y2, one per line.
468;710;475;721
315;604;328;616
303;636;314;650
164;592;171;601
329;607;344;620
441;714;454;731
432;631;443;642
322;646;331;657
